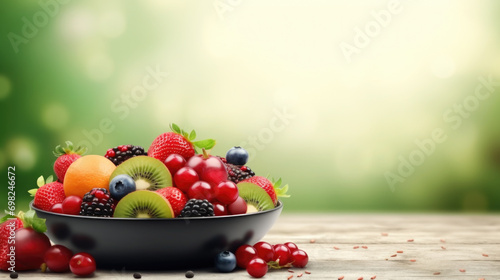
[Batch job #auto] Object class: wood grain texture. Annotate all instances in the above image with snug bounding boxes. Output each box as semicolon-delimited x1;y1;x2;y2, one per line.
10;214;500;279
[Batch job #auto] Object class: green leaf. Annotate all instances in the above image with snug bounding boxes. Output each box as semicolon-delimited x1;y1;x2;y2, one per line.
36;176;45;187
274;178;282;188
23;209;46;233
28;189;37;197
189;130;197;141
46;175;54;184
65;141;74;152
170;123;181;134
0;214;15;223
192;139;216;150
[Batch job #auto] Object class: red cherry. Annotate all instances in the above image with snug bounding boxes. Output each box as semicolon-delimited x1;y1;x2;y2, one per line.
164;154;186;176
186;155;204;174
62;196;82;215
50;203;64;214
291;249;309;268
44;245;73;272
199;156;228;188
273;244;291;266
253;241;274;262
188;181;214;201
15;228;52;269
69;253;96;276
227;196;247;215
235;245;257;268
284;242;299;253
213;203;228;216
174;167;199;193
214;181;239;204
246;257;268;278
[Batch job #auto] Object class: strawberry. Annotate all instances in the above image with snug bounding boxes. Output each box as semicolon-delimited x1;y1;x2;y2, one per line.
239;176;289;206
53;141;87;183
29;175;66;211
156;187;188;217
0;216;23;271
148;123;216;162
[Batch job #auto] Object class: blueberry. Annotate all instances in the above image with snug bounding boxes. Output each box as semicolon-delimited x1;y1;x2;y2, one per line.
226;146;249;166
215;251;236;272
109;174;136;200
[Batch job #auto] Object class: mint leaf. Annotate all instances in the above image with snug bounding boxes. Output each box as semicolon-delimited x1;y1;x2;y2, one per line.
192;139;216;150
23;209;46;233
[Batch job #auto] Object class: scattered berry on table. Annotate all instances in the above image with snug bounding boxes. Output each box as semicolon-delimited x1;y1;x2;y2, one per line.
133;272;142;279
273;244;292;266
215;251;237;272
105;145;146;166
178;199;214;217
225;146;249;166
69;253;96;276
254;241;275;262
80;188;115;217
185;270;195;278
44;245;73;272
291;249;309;268
284;242;299;253
10;272;18;279
246;257;268;278
235;245;258;268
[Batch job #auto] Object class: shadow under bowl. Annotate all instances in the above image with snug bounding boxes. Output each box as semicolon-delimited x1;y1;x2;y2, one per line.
32;201;283;269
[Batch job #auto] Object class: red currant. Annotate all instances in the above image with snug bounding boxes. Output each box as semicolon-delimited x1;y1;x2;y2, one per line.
50;203;64;214
227;196;247;215
164;154;186;176
235;245;257;268
44;245;73;272
291;249;309;268
273;244;291;266
174;167;199;193
62;196;82;215
69;253;96;276
253;241;274;262
246;257;268;278
214;181;239;204
213;203;228;216
284;242;299;253
188;181;214;201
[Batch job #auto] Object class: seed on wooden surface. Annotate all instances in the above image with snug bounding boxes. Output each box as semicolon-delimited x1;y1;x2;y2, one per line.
358;277;364;280
433;272;441;275
370;276;377;279
353;246;359;249
305;271;311;274
381;233;389;236
310;239;316;243
334;246;340;250
391;254;397;257
362;246;368;249
385;258;388;261
297;273;303;277
440;239;446;243
338;276;344;280
410;259;416;262
459;269;466;273
482;253;489;257
407;239;414;242
288;275;294;280
441;246;446;250
397;251;403;253
288;269;294;273
478;278;485;280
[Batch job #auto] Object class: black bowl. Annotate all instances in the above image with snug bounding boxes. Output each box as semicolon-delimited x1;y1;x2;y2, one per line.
32;201;283;269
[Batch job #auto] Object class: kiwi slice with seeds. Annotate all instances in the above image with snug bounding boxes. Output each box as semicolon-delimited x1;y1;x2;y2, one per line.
110;156;172;191
113;190;174;218
236;182;274;213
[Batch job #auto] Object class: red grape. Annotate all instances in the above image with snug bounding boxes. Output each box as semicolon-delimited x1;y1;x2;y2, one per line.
69;253;96;276
227;196;247;215
213;203;228;216
62;196;82;215
273;244;291;266
214;181;238;204
164;154;186;175
174;167;199;193
235;245;257;268
253;241;274;262
284;242;299;253
188;181;214;201
50;203;64;214
291;249;309;268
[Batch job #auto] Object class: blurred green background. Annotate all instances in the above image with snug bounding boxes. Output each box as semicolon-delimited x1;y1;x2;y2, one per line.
1;0;500;213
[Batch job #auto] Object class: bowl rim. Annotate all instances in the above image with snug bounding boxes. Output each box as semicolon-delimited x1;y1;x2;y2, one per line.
30;200;283;221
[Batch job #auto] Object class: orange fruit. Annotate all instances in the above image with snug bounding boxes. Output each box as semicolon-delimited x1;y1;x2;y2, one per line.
63;155;116;198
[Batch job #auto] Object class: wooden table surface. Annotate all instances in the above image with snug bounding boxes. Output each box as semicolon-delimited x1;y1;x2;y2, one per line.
14;214;500;280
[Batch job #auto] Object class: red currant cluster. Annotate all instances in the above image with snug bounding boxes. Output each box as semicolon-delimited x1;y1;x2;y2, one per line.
165;152;247;215
235;241;309;278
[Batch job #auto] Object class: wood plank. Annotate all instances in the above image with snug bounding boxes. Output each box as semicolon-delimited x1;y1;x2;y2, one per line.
7;214;500;279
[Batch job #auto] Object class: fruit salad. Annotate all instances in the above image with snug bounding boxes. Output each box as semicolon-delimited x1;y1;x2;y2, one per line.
30;124;290;219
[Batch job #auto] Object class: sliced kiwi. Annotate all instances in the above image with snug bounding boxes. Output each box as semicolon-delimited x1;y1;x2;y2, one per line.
236;182;275;212
110;156;172;191
114;190;174;218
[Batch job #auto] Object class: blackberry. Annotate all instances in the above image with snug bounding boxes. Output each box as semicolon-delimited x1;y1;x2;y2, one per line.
105;145;146;166
178;199;214;217
80;188;115;217
218;157;255;183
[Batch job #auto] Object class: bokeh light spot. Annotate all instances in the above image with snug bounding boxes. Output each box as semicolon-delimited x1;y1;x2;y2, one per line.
86;53;114;81
0;75;12;100
6;138;37;170
42;103;70;131
99;11;126;38
431;56;456;78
